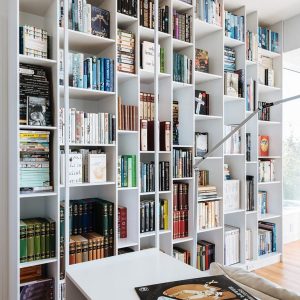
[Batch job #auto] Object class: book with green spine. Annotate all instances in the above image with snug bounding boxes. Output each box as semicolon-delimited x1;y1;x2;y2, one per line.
45;218;56;258
39;220;46;259
33;220;41;260
45;220;50;258
20;221;27;263
132;154;137;187
23;220;35;262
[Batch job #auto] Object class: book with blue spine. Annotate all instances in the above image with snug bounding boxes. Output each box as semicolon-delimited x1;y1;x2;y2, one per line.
109;59;114;92
100;58;105;91
92;56;97;90
104;58;110;92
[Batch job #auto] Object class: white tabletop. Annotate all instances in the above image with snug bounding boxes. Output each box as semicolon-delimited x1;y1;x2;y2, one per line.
66;248;208;299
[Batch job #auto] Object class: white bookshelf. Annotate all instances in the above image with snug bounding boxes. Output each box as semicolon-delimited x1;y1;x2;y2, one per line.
8;0;283;298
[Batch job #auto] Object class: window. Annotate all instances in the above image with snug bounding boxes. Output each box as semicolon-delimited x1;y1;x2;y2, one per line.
283;68;300;207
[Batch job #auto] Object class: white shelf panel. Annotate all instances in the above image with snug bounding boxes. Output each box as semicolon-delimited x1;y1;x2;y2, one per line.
224;153;244;157
140;69;171;83
194;114;222;121
159;190;171;194
19;55;56;67
118;130;138;134
118;187;138;191
246;161;257;164
258;120;281;126
20;192;57;198
224;209;245;215
173;177;194;181
224;95;245;103
197;226;223;234
173;0;193;10
258;156;281;159
140;231;156;238
140;192;155;196
258;84;281;94
195;156;223;160
139;26;170;40
195;71;222;84
258;181;281;185
224;36;245;47
159;230;171;235
60;86;115;100
173;81;193;90
173;38;193;50
19;0;52;16
258;213;281;221
198;197;222;202
117;71;138;83
65;143;115;147
173;236;194;244
117;12;138;26
140;151;155;154
258;48;281;58
194;19;222;40
246;60;257;66
20;258;57;268
19;125;57;130
159;151;171;154
69;182;115;187
118;238;138;249
246;210;257;215
173;145;193;148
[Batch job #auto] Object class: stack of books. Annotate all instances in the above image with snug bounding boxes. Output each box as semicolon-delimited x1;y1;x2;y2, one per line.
258;27;279;53
19;63;52;126
259;159;275;182
140;199;155;233
140;161;155;193
117;29;135;74
118;155;137;188
224;11;244;41
20;130;52;194
20;218;56;263
117;0;137;17
197;200;220;230
224;125;241;154
173;182;189;239
258;101;271;121
198;186;218;200
246;175;255;211
196;240;215;271
159;199;169;230
59;1;110;38
118;206;127;239
19;26;48;59
173;10;192;42
224;225;240;265
173;247;191;265
258;51;274;87
258;221;277;255
195;90;209;115
195;49;209;73
172;148;193;178
173;52;192;84
59;108;116;145
195;0;222;26
118;96;138;131
246;31;258;61
159;161;170;191
258;191;268;216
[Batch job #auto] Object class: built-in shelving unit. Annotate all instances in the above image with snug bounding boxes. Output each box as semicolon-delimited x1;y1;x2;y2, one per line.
8;0;283;298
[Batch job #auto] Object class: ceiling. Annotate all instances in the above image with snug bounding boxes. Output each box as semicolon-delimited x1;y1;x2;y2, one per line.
224;0;300;25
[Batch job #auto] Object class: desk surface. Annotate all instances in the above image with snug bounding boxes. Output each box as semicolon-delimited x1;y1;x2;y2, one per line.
66;248;207;299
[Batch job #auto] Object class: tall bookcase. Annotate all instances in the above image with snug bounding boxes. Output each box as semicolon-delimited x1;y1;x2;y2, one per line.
8;0;283;299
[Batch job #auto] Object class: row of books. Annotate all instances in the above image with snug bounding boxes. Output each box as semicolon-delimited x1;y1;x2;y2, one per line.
60;150;107;185
172;148;193;178
224;47;236;72
140;199;155;233
117;0;137;17
20;63;52;126
199;170;209;186
224;69;245;98
20;130;52;194
195;49;209;73
224;180;240;212
20;218;56;263
173;247;191;265
258;101;271;121
196;240;215;271
173;52;193;84
195;132;208;157
159;199;169;230
197;200;220;231
118;97;138;131
258;26;279;53
140;92;155;121
224;11;245;42
224;125;241;154
195;0;222;27
173;209;188;239
118;155;137;188
246;175;255;211
195;90;210;116
246;31;258;62
198;185;218;200
173;10;192;43
224;225;240;265
19;25;48;59
259;159;275;182
258;221;277;255
117;29;135;74
259;135;269;157
59;1;110;38
246;78;257;112
59;108;116;145
258;191;268;216
118;206;127;238
140;161;155;193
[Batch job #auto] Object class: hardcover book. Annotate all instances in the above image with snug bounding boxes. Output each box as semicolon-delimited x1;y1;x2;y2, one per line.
224;72;239;97
135;275;256;300
88;153;106;183
195;49;209;73
91;6;110;38
195;90;209;115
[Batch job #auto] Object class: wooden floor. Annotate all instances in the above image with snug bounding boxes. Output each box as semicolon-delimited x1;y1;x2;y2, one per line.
255;240;300;294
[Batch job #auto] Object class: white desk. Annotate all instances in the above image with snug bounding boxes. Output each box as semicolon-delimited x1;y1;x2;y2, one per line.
66;248;208;300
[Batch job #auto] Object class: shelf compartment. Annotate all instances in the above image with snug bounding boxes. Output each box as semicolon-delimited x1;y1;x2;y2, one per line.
173;81;193;90
194;71;222;84
20;258;57;269
224;36;245;47
19;55;56;67
139;26;170;40
19;0;52;16
60;86;115;100
118;238;138;249
194;19;222;40
140;69;171;83
258;213;281;221
173;0;193;10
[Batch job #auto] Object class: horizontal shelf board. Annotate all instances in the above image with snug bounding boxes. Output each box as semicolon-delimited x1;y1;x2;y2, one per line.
246;210;257;215
118;130;138;134
173;0;193;10
258;213;281;221
20;258;57;268
139;26;171;40
117;71;138;83
118;238;138;249
258;48;281;58
140;151;155;154
194;114;222;121
19;55;56;67
258;156;281;159
159;190;171;194
224;36;245;47
69;181;115;187
258;120;281;125
194;19;223;39
159;230;171;235
19;0;52;16
194;71;222;83
140;231;156;238
246;161;257;164
140;192;155;196
117;12;138;26
118;187;138;191
60;28;115;52
173;236;194;244
173;38;193;50
258;181;281;185
198;196;222;202
224;153;244;156
246;60;257;66
173;81;193;90
19;125;57;130
258;84;281;94
173;145;193;148
140;69;171;83
224;209;245;215
258;252;282;261
173;177;194;181
224;95;245;102
20;192;57;198
159;151;171;154
62;143;115;147
60;86;115;100
197;226;223;233
195;156;223;160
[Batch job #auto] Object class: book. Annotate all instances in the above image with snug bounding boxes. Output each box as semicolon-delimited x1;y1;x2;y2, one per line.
172;148;193;178
259;135;269;157
197;240;215;271
197;200;220;230
140;92;155;121
224;125;241;154
118;155;137;188
160;121;171;151
135;275;256;299
159;161;170;192
246;229;253;260
195;49;209;73
224;225;240;265
118;0;137;17
173;247;190;265
88;153;106;183
173;9;192;42
91;6;110;38
259;221;277;255
258;191;268;216
224;47;236;72
195;132;208;157
195;90;209;115
259;159;275;182
20;278;54;300
118;206;127;239
20;265;43;284
246;30;258;62
246;78;256;111
140;199;155;233
258;26;279;53
195;0;222;27
173;52;192;84
224;180;240;212
246;133;251;162
117;29;135;74
140;161;155;193
118;96;138;131
246;175;255;211
224;72;239;97
159;198;169;230
258;101;271;121
173;100;179;145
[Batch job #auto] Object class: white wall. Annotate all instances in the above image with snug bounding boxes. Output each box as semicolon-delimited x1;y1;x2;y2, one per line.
0;0;9;298
284;14;300;53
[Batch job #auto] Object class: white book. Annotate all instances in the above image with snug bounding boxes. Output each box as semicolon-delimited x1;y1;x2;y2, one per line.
88;153;106;183
224;180;240;212
69;153;82;184
141;41;160;72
